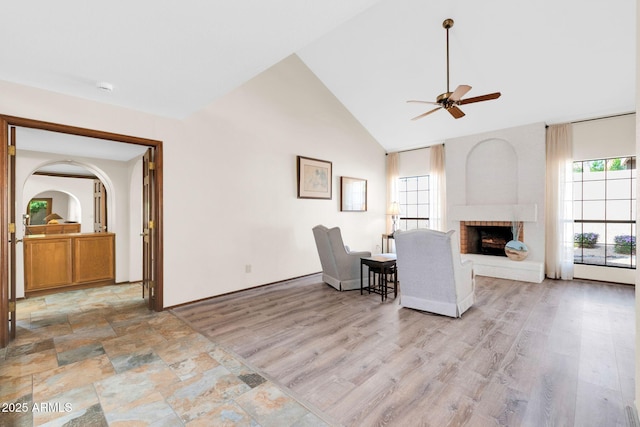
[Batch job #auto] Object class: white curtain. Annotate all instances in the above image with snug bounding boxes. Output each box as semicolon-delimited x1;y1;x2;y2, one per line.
545;124;574;280
429;144;447;231
386;153;399;234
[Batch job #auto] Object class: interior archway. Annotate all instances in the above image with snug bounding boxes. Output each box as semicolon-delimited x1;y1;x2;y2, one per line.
23;160;117;233
26;189;81;226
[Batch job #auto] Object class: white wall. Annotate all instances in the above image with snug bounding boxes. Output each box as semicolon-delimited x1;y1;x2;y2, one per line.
128;157;143;283
0;53;387;307
169;55;386;305
445;123;547;264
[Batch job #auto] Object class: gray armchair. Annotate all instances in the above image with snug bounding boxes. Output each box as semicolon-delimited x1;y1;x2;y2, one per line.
394;228;475;317
312;225;371;291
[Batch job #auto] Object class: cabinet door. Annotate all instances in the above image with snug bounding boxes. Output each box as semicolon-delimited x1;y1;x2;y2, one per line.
73;235;115;283
24;238;73;291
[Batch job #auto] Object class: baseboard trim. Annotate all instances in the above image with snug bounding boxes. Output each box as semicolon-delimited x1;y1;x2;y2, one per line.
165;272;322;310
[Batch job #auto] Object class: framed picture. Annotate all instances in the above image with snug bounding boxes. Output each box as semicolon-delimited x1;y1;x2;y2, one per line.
297;156;332;199
340;176;367;212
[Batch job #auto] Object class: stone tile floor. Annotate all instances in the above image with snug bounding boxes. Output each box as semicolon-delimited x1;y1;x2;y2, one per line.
0;284;331;426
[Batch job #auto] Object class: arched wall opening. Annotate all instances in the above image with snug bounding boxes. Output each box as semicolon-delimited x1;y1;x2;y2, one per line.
26;189;82;225
13;154;139;299
22;160;117;233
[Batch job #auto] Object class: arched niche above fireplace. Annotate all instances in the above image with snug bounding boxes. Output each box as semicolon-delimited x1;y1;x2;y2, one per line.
465;138;517;205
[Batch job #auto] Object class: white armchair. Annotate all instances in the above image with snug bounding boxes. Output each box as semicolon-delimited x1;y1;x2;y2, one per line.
312;225;371;291
394;228;475;317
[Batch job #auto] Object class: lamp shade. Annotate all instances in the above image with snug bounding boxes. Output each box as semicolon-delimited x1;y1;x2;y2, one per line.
387;202;400;216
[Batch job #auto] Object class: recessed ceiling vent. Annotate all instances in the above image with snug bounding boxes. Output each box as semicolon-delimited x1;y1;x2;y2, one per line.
96;81;114;92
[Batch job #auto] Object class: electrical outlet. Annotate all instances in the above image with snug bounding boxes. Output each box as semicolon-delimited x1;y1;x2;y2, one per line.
245;264;252;273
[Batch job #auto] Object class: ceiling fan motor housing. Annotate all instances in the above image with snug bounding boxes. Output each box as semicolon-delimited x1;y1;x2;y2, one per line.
437;92;453;106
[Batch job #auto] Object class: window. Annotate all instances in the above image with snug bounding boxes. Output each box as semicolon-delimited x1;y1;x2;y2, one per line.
397;175;430;230
573;157;636;268
27;198;52;225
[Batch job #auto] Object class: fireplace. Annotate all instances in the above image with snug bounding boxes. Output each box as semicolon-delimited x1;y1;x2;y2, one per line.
460;221;524;257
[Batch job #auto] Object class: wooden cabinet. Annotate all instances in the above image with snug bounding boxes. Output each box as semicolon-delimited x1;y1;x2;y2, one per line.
24;233;115;295
26;223;81;235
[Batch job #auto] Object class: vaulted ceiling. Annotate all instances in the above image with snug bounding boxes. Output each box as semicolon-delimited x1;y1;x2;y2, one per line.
1;0;635;153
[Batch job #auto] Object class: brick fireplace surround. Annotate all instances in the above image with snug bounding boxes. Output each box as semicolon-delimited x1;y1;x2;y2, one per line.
459;221;524;254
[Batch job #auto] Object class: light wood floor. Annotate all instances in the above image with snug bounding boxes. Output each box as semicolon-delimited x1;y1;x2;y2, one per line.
173;274;636;427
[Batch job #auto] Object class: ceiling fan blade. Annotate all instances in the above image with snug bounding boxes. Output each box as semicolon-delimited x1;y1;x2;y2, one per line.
407;100;439;105
449;84;472;101
459;92;501;105
411;107;442;120
447;105;465;119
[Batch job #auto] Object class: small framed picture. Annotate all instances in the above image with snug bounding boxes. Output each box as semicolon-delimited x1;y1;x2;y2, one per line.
297;156;332;199
340;177;367;212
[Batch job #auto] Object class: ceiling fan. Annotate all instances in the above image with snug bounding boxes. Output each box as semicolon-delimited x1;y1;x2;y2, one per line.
408;18;501;120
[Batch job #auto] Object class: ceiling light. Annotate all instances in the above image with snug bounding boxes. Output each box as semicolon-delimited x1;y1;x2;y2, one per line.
96;81;114;92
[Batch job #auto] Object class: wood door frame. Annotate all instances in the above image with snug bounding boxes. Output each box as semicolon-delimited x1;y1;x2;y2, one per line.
8;127;16;341
0;115;164;348
93;179;107;232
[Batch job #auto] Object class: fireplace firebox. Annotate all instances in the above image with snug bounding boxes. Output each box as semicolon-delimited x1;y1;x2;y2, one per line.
460;221;524;257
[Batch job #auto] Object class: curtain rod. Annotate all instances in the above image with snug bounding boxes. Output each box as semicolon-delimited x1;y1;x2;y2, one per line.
389;112;636;152
571;111;635;124
386;144;443;155
546;111;635;128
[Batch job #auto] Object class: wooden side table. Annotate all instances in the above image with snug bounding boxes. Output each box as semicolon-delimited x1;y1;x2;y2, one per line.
360;254;397;301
